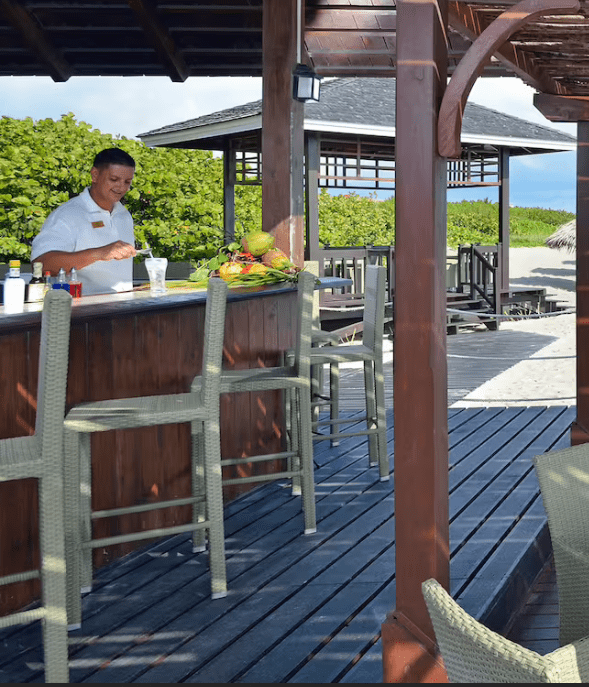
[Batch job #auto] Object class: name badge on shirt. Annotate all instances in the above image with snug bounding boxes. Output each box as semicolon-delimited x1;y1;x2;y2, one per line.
91;220;105;228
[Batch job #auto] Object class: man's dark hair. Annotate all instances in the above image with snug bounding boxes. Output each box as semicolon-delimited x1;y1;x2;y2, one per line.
92;148;136;169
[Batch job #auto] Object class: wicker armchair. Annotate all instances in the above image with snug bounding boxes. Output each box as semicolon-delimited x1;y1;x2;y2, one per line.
422;578;589;682
310;264;389;481
533;443;589;646
0;289;72;683
190;270;317;535
63;278;229;629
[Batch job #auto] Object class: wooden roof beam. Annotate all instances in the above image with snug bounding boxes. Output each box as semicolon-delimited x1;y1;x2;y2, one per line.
534;92;589;121
448;0;567;94
0;0;72;82
440;0;580;159
128;0;189;82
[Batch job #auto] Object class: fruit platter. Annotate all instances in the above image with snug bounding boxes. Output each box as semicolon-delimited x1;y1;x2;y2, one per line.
179;231;304;289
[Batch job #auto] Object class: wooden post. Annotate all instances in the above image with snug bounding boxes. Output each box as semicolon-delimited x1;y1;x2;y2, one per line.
499;148;510;293
533;94;589;445
223;143;236;244
381;0;450;682
305;131;320;262
573;121;589;444
262;0;305;265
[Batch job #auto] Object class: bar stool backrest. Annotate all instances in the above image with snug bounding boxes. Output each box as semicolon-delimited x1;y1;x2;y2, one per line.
291;270;315;380
198;277;229;412
35;289;73;457
362;265;386;354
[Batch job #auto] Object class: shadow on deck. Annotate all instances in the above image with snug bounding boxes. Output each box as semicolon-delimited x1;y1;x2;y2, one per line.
0;404;574;683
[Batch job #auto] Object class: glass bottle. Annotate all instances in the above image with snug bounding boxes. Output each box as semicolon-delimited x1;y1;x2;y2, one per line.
52;267;70;292
27;261;45;303
69;268;82;298
3;259;26;313
44;270;52;295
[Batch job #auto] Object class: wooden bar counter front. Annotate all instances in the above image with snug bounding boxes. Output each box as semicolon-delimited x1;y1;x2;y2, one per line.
0;284;297;614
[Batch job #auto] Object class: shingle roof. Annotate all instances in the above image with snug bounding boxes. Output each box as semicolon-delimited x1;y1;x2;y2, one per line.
139;77;576;148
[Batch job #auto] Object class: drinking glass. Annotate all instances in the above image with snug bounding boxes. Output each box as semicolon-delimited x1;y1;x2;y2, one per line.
145;257;168;295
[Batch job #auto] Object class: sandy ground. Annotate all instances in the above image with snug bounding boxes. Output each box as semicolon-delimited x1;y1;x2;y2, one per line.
452;246;576;407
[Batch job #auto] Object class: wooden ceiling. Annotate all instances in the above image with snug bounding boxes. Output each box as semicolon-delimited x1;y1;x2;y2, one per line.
0;1;589;95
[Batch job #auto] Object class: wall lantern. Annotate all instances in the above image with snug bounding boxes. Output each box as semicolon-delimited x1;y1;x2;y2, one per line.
293;63;321;103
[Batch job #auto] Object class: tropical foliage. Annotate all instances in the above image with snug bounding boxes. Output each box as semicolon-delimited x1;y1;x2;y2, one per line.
0;114;575;263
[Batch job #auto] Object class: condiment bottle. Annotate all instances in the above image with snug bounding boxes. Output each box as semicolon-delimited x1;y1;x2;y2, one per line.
27;261;45;303
43;271;52;295
52;268;70;292
69;268;82;298
3;259;26;313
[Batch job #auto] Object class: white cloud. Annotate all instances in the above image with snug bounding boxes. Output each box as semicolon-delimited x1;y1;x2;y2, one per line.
0;75;263;139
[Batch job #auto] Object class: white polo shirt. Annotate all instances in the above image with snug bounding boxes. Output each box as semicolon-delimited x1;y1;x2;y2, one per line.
31;187;134;296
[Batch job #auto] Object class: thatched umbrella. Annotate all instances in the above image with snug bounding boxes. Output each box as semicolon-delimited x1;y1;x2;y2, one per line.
546;219;576;252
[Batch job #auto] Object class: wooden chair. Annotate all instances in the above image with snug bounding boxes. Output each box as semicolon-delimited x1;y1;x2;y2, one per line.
533;443;589;646
0;289;72;683
310;264;389;481
422;578;589;682
190;270;317;535
63;278;229;629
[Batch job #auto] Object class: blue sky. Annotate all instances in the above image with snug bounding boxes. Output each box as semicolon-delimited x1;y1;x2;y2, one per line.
0;74;577;214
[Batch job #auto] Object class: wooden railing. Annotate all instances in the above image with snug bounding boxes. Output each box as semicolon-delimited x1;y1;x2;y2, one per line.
316;244;395;304
457;243;502;313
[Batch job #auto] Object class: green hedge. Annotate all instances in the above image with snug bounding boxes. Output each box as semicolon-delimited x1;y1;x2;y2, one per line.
0;115;575;262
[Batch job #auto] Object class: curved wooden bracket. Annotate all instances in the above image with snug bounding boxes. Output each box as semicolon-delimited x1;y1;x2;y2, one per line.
438;0;580;159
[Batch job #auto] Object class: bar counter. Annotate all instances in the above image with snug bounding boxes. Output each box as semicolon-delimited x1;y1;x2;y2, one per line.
0;282;302;614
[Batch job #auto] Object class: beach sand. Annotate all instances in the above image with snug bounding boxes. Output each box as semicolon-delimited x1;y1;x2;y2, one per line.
452;246;576;407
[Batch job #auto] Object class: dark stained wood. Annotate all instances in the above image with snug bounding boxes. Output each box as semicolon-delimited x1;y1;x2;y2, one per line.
0;287;296;615
383;0;450;679
499;148;510;293
534;92;589;122
0;405;573;683
573;121;589;445
439;0;580;158
262;0;305;265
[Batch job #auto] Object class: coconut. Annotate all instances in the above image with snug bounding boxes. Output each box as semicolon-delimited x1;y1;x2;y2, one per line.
261;248;292;270
241;231;275;257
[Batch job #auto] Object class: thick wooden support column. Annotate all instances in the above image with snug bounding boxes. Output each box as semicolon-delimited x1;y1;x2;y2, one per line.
499;148;510;293
381;1;450;682
262;0;305;265
533;94;589;446
573;121;589;445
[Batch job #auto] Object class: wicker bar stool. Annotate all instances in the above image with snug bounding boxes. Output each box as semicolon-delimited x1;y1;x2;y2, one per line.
0;289;72;683
63;278;229;629
191;270;317;535
310;264;389;481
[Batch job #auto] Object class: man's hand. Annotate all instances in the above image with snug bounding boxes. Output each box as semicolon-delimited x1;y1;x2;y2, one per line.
97;241;137;261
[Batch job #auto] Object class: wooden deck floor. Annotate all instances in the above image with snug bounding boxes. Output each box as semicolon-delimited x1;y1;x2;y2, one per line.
0;403;574;683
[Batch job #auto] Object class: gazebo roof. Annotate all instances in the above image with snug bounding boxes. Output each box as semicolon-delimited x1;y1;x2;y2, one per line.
138;77;576;157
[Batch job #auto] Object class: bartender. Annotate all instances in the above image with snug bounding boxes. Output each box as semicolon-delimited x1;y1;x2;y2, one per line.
31;148;137;296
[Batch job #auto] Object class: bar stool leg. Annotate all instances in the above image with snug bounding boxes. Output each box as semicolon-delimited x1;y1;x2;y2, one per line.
374;356;389;481
297;386;317;534
39;467;70;682
64;428;83;629
191;420;207;552
329;362;340;446
364;360;379;467
203;419;227;599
